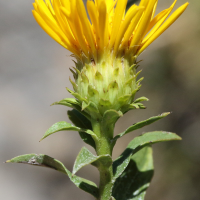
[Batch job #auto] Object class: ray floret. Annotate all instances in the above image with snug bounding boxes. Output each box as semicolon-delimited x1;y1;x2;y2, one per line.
32;0;188;64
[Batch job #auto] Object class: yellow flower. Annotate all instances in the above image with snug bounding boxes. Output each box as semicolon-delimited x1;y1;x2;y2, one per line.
32;0;189;116
32;0;188;63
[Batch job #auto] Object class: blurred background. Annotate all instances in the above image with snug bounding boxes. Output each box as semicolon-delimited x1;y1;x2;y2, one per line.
0;0;199;200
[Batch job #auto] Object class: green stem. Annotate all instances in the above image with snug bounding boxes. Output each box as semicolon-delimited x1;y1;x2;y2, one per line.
98;165;113;200
91;119;114;200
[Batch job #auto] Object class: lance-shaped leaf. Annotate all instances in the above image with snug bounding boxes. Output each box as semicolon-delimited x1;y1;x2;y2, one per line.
51;98;90;119
73;147;112;175
112;146;154;200
133;96;149;103
102;110;123;126
101;110;123;139
68;109;96;149
6;154;99;198
131;103;146;109
113;112;170;144
113;131;181;179
121;102;146;114
40;121;98;142
51;98;80;107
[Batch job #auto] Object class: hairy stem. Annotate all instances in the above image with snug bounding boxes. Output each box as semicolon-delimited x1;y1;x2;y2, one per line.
91;119;114;200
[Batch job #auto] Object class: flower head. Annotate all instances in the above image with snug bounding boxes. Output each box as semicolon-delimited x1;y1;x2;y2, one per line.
32;0;189;116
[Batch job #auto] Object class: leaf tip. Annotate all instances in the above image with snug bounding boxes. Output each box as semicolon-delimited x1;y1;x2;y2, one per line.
50;102;56;106
173;133;182;140
161;112;171;117
165;131;182;140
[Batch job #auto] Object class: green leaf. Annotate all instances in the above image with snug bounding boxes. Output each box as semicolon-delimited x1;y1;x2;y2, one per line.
73;147;96;174
101;110;123;139
134;97;149;103
51;98;80;108
51;98;90;119
112;146;154;200
113;112;170;142
113;131;181;179
41;121;97;142
67;109;96;149
130;103;140;109
6;154;99;198
136;103;146;109
119;94;149;114
120;100;146;114
92;155;113;169
102;110;122;126
129;102;146;110
73;147;112;175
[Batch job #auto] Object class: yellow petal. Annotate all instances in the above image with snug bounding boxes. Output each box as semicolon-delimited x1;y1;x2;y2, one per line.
32;10;72;50
45;0;55;16
60;7;70;19
143;0;177;43
109;0;128;48
143;9;170;40
105;0;114;9
77;0;97;59
69;0;89;57
138;2;189;55
122;9;144;48
139;0;149;7
36;1;63;35
114;6;143;55
61;2;88;57
52;0;78;47
108;0;117;14
60;7;80;47
33;3;39;13
151;0;158;20
36;0;55;21
60;0;71;10
130;0;158;52
87;1;100;48
33;1;80;55
98;1;109;50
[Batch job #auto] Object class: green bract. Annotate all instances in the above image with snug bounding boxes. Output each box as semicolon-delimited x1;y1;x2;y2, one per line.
69;55;141;117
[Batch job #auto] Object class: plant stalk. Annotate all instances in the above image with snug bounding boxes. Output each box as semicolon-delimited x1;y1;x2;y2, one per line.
91;119;114;200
